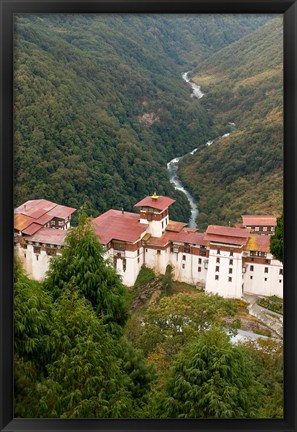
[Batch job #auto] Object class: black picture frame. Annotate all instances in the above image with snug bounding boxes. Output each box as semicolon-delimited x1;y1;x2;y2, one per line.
1;1;296;431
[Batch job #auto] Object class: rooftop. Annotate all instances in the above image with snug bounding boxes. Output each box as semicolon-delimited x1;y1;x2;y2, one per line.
245;235;271;253
134;195;175;211
166;220;187;232
242;215;277;227
204;225;250;247
25;227;68;246
14;199;76;235
92;209;148;245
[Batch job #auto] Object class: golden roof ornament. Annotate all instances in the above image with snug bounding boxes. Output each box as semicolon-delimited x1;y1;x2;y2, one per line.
151;192;159;201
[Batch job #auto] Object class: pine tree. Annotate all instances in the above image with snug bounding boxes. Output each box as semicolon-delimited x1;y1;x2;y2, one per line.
44;214;129;334
148;327;264;418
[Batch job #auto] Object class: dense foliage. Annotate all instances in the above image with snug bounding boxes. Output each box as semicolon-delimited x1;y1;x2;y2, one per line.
14;232;155;418
270;213;283;262
14;14;270;223
146;328;264;418
179;17;283;228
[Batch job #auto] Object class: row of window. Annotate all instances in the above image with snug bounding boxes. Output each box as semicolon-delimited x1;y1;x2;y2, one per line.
250;265;283;275
215;275;233;282
251;226;274;232
215;266;233;273
249;275;282;283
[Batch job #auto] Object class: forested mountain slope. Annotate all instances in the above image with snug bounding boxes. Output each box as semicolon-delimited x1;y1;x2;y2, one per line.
179;17;283;228
14;14;271;222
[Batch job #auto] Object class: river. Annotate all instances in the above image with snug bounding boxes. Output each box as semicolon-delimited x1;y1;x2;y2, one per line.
182;71;204;99
167;71;236;229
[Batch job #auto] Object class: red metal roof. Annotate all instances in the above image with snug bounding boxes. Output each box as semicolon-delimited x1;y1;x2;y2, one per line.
206;226;250;238
167;230;206;245
242;215;277;226
245;235;270;253
204;225;250;247
47;204;76;219
14;214;36;231
15;199;56;217
166;221;187;232
36;213;55;225
22;223;43;236
15;199;76;233
134;195;175;211
25;227;67;246
92;210;148;245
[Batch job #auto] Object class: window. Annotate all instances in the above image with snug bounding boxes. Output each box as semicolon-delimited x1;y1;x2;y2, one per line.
183;255;186;260
184;245;190;253
33;246;41;254
198;258;202;264
271;227;275;232
279;269;283;275
265;259;270;264
215;275;219;280
265;277;267;281
250;265;254;271
24;253;26;258
137;258;140;263
36;255;39;261
171;247;174;253
137;249;140;256
229;268;232;274
228;277;232;282
279;280;282;283
198;267;201;272
229;259;233;265
263;227;267;231
250;276;253;280
146;249;148;252
182;264;185;269
230;251;234;257
264;267;269;273
217;249;221;255
157;250;161;255
255;227;259;231
216;257;220;263
162;221;164;228
215;266;219;272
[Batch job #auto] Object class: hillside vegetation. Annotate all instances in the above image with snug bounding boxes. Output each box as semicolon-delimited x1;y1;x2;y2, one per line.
179;17;283;228
14;14;271;222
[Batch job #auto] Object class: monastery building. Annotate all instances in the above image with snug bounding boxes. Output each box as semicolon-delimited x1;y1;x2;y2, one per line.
14;194;283;299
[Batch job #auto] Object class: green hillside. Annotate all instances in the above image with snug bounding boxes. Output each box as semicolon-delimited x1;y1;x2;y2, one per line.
14;14;271;222
178;17;283;228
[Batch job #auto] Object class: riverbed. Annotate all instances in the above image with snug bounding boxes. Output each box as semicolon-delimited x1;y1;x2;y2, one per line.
166;72;236;229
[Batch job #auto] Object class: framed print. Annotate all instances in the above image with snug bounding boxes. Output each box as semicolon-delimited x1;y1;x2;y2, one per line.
1;0;297;431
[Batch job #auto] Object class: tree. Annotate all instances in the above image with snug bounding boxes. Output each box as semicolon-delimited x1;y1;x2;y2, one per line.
128;292;238;372
244;339;283;418
14;258;53;368
17;288;135;418
270;213;283;262
148;328;264;418
44;215;129;334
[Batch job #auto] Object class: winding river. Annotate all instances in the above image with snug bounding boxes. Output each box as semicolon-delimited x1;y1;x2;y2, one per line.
167;72;236;229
